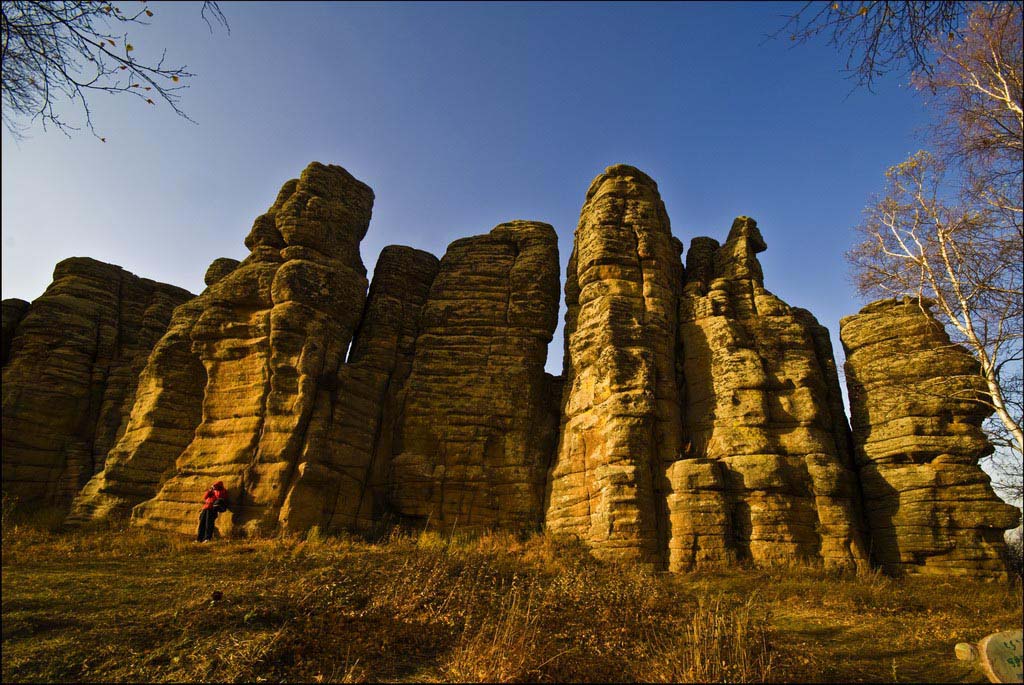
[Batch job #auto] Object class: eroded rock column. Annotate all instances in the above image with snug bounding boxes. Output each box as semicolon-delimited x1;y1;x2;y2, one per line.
670;218;868;571
390;221;560;531
76;163;374;536
546;165;683;568
280;245;440;534
2;259;193;509
841;298;1020;578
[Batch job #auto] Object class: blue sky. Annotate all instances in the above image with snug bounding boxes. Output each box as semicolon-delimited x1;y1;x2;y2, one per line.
1;1;934;377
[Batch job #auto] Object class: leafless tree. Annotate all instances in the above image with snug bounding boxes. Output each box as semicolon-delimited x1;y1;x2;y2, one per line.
776;1;974;89
1;1;227;139
848;3;1023;501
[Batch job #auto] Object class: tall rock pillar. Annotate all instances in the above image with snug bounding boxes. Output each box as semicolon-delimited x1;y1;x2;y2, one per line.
841;298;1019;578
389;221;561;530
72;163;374;536
669;218;868;571
546;165;683;568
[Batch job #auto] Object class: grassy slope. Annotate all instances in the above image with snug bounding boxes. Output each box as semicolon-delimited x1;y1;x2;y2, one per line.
2;517;1021;683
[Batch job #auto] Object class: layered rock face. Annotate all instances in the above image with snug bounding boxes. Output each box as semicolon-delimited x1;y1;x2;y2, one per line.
546;165;683;567
72;163;375;535
390;222;561;530
2;259;193;508
841;298;1019;578
307;245;439;534
545;169;867;573
670;218;868;571
6;160;1013;578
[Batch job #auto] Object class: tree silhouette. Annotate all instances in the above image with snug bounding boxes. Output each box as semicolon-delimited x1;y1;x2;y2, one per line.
1;1;228;139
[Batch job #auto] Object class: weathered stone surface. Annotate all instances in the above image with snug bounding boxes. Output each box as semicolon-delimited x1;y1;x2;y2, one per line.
292;245;440;534
841;297;1019;578
5;161;1011;580
204;258;241;287
72;163;375;536
1;298;30;365
670;217;868;571
2;258;193;509
66;295;209;524
546;165;683;567
390;221;561;530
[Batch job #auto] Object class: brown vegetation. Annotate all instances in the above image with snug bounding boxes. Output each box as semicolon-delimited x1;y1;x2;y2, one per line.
2;505;1020;683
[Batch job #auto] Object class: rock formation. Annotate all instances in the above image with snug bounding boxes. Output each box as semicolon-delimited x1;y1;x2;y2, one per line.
71;163;375;536
544;167;868;573
390;221;561;531
4;161;1015;578
841;298;1019;578
304;244;439;534
1;259;193;508
669;217;869;571
1;298;30;365
546;165;683;568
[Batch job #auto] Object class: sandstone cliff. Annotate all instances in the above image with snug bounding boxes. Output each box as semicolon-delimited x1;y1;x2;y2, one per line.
2;259;193;508
390;221;561;531
669;217;869;571
5;161;1014;578
841;298;1019;578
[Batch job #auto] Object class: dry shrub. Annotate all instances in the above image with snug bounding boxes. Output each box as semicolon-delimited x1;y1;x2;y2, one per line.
640;593;774;683
442;585;540;682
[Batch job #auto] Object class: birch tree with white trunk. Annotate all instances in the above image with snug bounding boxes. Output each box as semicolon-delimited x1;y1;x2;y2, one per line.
848;2;1022;502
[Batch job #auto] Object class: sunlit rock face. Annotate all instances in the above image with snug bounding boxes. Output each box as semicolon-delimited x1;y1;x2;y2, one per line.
2;160;1011;578
841;298;1020;579
71;163;374;535
671;217;868;572
310;244;440;534
545;165;683;569
390;221;561;531
544;167;867;572
1;259;193;510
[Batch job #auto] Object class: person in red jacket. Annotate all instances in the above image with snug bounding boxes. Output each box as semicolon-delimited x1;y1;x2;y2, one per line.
197;481;229;542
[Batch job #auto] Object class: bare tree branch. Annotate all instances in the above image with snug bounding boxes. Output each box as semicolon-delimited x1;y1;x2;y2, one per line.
1;1;228;139
774;1;975;90
847;4;1023;501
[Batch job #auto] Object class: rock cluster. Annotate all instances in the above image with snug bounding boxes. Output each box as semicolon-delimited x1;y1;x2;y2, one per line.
669;217;868;571
73;163;375;536
2;259;193;508
390;221;561;531
3;162;1016;578
546;167;869;572
841;298;1019;577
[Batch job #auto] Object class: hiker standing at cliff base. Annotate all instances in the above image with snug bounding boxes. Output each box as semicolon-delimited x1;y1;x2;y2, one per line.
197;481;229;542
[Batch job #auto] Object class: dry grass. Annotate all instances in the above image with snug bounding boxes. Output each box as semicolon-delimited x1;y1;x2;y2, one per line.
2;512;1020;683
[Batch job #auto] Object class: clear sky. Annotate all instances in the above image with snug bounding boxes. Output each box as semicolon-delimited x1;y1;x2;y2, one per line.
1;1;934;379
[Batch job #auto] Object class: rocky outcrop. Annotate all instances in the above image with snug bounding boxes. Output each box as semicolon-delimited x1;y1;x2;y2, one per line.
204;258;241;287
1;298;30;365
545;170;866;573
841;298;1020;578
1;259;193;509
303;245;439;534
5;161;1012;579
66;293;209;525
670;217;868;572
390;222;561;531
546;165;683;568
71;163;375;536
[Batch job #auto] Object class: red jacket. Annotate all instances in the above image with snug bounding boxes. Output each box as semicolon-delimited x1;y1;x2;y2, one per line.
202;482;228;511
